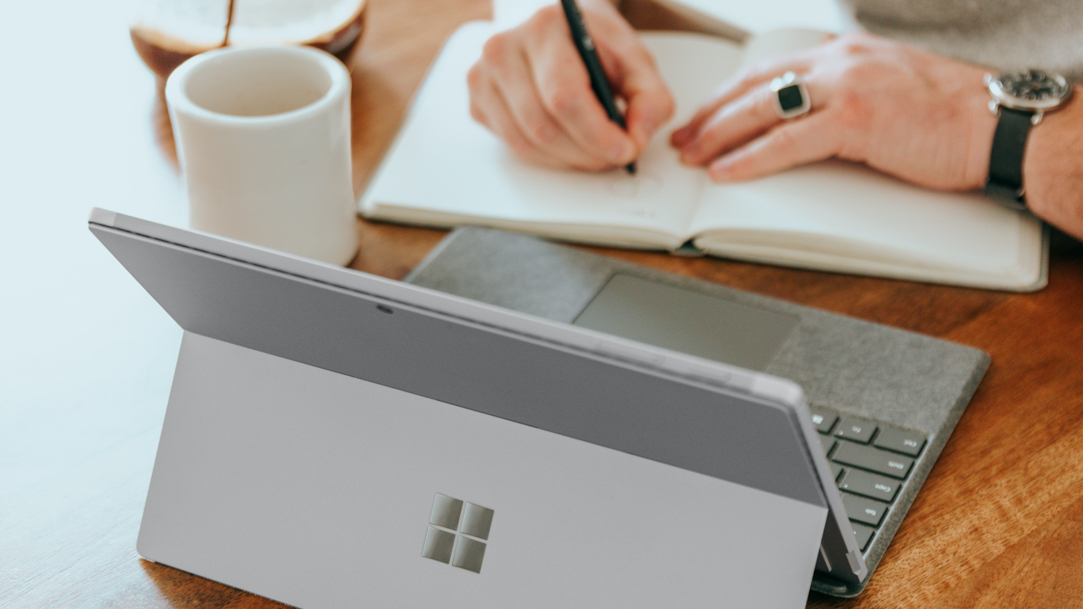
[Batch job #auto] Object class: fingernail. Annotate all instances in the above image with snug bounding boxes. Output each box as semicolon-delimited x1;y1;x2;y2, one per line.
671;126;690;146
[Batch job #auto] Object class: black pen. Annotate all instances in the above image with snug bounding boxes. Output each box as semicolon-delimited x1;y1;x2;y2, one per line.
559;0;637;175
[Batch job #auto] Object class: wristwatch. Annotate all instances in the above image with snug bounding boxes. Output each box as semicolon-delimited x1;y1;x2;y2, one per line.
984;69;1073;209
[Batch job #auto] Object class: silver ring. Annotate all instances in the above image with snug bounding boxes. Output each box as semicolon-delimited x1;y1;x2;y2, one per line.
770;71;811;120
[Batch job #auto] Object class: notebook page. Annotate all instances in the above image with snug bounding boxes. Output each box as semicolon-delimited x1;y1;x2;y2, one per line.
644;33;746;126
688;161;1042;280
360;23;707;249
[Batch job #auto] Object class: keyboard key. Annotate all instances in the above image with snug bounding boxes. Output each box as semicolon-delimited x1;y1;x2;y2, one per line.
810;409;838;434
833;442;914;480
839;469;900;503
874;427;927;457
841;493;888;527
834;417;877;444
819;435;837;456
850;523;875;551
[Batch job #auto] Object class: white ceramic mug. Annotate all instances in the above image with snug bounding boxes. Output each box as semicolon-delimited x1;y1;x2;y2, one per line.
165;46;359;266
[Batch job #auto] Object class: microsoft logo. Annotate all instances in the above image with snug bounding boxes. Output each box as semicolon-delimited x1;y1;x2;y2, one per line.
421;493;494;573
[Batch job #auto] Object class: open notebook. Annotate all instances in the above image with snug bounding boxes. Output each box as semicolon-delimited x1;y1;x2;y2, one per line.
359;22;1047;291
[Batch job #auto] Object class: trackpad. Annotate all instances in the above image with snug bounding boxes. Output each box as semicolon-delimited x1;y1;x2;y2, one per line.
573;274;798;372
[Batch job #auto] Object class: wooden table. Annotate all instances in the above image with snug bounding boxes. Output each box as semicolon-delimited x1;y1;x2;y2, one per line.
2;0;1081;607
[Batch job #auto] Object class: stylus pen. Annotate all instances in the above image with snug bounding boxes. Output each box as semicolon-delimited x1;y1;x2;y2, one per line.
559;0;637;175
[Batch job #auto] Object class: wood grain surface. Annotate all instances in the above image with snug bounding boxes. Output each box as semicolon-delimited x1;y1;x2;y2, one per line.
1;0;1080;608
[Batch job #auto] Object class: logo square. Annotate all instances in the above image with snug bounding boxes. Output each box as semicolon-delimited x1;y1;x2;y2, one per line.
451;536;486;573
423;494;494;573
460;502;494;540
421;526;456;564
429;493;463;530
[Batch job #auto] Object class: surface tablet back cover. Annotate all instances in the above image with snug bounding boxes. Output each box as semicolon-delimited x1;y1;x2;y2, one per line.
90;210;837;608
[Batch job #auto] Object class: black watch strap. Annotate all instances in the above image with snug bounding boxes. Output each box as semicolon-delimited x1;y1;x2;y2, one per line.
984;107;1033;208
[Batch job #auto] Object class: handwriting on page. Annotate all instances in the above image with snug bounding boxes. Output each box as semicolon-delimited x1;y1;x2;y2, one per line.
609;172;663;197
608;173;665;218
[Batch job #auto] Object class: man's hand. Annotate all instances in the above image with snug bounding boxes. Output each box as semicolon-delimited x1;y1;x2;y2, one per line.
467;1;674;171
671;32;997;192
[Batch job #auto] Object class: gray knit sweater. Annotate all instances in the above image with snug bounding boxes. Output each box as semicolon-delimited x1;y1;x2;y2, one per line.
839;0;1083;80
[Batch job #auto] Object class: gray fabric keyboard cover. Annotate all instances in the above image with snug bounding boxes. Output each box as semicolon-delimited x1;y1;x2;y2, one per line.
404;226;989;595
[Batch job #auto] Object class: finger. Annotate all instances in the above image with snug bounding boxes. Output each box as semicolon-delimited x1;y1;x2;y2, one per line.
602;42;675;152
471;35;607;170
671;78;763;148
489;45;613;170
525;24;639;167
469;72;562;168
707;111;841;182
671;56;814;147
467;63;495;130
678;83;782;166
469;37;544;160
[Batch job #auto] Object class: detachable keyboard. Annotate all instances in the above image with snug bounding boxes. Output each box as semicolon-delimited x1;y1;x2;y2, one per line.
810;407;929;554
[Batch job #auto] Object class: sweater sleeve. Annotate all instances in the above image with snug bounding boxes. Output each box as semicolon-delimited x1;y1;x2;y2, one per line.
837;0;1083;80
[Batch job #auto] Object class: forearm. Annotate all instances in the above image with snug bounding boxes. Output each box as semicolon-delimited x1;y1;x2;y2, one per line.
1024;87;1083;241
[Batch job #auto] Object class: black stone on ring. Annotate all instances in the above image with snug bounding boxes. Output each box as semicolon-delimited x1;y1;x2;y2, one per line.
770;71;811;119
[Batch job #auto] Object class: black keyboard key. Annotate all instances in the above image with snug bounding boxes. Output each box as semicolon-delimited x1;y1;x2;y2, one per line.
834;417;877;444
833;442;914;479
819;435;837;456
850;523;875;551
810;410;838;434
838;469;900;503
874;427;927;457
841;493;888;527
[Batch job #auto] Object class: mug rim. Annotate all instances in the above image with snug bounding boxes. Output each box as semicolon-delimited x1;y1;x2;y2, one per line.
164;45;350;125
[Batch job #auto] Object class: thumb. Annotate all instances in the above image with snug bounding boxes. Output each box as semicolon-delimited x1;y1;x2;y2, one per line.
585;5;674;156
618;53;674;153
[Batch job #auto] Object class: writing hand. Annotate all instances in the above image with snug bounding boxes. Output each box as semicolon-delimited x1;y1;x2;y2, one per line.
467;1;674;171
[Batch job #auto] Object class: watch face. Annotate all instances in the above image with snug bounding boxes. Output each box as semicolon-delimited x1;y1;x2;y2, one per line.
990;69;1073;111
